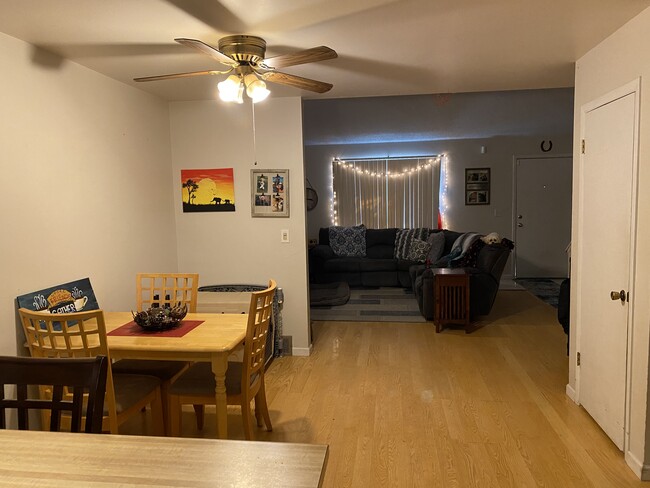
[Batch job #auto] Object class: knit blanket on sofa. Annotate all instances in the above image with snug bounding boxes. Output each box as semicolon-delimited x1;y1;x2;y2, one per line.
435;232;483;267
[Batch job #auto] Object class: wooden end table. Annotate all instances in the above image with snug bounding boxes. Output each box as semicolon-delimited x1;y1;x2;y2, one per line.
433;268;475;333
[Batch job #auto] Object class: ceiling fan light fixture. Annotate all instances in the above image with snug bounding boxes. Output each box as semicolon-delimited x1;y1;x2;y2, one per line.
217;74;244;103
243;73;270;103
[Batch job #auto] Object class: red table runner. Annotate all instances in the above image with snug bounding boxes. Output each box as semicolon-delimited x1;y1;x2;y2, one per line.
107;320;204;338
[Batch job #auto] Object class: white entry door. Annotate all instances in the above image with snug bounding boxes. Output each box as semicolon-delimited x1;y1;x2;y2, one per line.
577;84;638;450
514;157;572;278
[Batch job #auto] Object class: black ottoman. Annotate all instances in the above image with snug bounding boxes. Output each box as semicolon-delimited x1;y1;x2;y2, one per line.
309;282;351;307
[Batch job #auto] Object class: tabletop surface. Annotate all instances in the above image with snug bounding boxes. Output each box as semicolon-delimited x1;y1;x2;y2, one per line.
104;311;248;354
0;430;328;487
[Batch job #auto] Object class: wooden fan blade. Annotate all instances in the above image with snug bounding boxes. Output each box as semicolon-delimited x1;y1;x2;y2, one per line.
175;38;238;66
262;46;337;69
263;71;333;93
134;70;221;82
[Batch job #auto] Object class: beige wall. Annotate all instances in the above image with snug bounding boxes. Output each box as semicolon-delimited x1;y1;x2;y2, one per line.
571;6;650;476
0;32;177;356
169;98;311;354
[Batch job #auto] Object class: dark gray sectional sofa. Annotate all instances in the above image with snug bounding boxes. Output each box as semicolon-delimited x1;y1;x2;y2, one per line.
308;226;513;320
309;227;415;287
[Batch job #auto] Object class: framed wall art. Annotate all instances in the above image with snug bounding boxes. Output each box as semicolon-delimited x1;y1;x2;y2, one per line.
465;167;490;205
181;168;235;213
16;278;99;315
251;169;289;217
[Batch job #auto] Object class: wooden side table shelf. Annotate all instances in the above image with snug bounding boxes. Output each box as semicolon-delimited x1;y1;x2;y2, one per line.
433;268;475;333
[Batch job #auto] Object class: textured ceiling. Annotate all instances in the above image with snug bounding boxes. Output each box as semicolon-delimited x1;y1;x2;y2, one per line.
0;0;648;101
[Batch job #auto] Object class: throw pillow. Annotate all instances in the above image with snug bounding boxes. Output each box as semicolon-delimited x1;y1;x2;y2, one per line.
426;232;445;263
407;239;432;263
329;225;366;257
394;228;430;260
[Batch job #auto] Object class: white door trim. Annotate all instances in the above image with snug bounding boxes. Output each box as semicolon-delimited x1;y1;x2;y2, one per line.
574;78;641;455
511;153;572;278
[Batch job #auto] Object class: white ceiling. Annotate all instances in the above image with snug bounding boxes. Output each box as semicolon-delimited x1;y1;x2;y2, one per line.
1;0;648;102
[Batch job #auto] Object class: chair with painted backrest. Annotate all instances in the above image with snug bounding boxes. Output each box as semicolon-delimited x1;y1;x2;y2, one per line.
18;308;164;435
169;280;276;440
111;273;199;433
0;355;107;433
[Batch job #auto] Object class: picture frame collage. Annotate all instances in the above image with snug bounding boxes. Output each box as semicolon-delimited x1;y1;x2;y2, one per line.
251;169;289;217
465;168;490;205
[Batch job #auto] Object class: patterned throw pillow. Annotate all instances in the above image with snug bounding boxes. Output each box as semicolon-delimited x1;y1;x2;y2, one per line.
329;225;367;257
426;232;445;263
407;239;432;263
394;228;430;259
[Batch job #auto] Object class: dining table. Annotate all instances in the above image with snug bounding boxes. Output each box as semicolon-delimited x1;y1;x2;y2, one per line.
104;311;248;439
0;429;329;487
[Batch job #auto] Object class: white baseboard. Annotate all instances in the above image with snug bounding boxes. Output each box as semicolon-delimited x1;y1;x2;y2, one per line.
565;383;577;403
292;344;312;357
625;450;650;480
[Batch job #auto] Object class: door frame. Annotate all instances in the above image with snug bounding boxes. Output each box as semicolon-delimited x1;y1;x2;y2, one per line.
574;78;640;455
511;154;572;279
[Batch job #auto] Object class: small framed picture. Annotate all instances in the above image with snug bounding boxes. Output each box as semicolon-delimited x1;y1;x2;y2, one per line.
251;169;289;217
465;168;490;205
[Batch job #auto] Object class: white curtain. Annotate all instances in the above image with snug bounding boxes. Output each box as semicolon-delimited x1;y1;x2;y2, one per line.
332;157;441;229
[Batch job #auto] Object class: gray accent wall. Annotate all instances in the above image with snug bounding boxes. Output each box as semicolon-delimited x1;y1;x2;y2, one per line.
303;88;574;276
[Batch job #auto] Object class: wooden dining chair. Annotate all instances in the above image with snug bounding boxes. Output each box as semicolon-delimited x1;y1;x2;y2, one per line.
0;355;108;433
112;272;199;434
168;280;276;440
18;308;164;435
136;273;199;311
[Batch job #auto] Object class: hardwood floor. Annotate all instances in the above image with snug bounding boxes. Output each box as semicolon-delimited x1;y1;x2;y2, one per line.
123;290;645;487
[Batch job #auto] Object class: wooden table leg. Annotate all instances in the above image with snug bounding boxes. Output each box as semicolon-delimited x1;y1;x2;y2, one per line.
211;354;229;439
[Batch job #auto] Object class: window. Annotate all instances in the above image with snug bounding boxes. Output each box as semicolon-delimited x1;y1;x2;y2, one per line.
332;156;441;229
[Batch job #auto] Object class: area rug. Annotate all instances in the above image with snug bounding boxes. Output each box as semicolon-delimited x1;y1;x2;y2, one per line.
515;278;561;308
310;287;426;323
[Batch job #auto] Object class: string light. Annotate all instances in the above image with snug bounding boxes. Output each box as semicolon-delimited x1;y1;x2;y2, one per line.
332;156;441;178
331;190;338;225
330;156;443;226
438;154;450;229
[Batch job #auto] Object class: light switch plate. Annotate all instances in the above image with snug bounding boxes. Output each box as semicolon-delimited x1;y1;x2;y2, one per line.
281;229;290;243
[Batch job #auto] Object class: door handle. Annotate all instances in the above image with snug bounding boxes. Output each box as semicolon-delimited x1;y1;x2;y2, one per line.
610;290;627;302
517;223;523;227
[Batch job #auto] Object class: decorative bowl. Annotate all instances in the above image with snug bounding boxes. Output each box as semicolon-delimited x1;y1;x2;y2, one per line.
132;304;188;331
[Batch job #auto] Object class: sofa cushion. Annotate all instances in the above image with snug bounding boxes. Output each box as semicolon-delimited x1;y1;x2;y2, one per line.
359;258;397;272
397;259;419;271
441;230;464;254
366;244;395;259
394;228;429;259
322;257;362;273
366;228;398;247
407;239;431;262
330;225;366;257
426;231;446;262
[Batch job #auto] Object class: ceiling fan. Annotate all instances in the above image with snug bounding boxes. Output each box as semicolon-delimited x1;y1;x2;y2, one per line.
134;35;337;103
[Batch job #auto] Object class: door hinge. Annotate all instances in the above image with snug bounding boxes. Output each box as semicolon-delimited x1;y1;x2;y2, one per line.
581;139;586;154
577;352;581;366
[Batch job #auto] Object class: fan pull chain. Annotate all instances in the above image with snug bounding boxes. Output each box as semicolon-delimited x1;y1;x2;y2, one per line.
251;100;258;166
